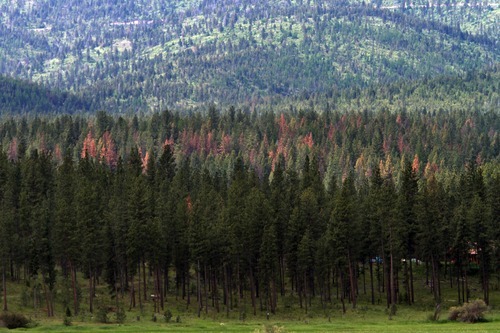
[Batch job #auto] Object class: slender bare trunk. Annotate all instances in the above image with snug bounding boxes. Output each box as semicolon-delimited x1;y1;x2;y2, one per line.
204;264;208;314
224;263;229;317
339;270;346;314
41;276;53;317
195;261;200;317
348;251;356;308
142;260;147;301
304;271;308;314
129;275;135;310
249;267;256;316
389;251;396;316
2;266;7;311
70;262;78;315
138;264;142;310
89;267;94;313
369;260;375;305
409;258;414;304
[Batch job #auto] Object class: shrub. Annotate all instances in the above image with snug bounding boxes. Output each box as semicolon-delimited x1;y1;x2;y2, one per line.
115;307;126;324
20;288;30;307
95;306;109;323
0;312;31;329
63;316;72;326
164;309;172;323
448;300;488;323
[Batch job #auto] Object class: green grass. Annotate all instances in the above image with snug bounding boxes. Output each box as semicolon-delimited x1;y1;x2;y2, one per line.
2;312;500;332
1;266;499;332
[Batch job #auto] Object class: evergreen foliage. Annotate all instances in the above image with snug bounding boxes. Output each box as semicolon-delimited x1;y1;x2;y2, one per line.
0;0;497;111
0;69;497;318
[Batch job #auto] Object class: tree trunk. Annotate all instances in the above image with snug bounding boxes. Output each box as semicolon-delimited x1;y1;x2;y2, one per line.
163;264;169;299
186;265;191;307
339;270;346;314
480;249;489;305
303;271;308;314
129;275;136;310
431;255;439;303
464;268;469;303
2;265;7;311
224;263;229;317
389;251;396;316
409;258;415;304
89;267;94;313
404;259;410;305
70;262;78;315
204;264;208;314
362;262;366;295
456;258;462;304
249;267;256;316
41;275;53;317
197;260;201;318
369;260;375;305
214;271;219;313
142;260;147;301
347;251;357;308
157;266;164;310
138;264;142;310
280;256;285;296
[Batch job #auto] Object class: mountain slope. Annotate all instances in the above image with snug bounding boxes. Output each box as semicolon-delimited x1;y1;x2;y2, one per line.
0;75;90;115
0;0;498;112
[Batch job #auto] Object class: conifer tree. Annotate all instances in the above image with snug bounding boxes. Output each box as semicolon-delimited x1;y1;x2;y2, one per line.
53;150;80;314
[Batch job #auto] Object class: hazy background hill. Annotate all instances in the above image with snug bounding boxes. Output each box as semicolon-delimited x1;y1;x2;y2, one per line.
0;0;498;113
0;75;90;114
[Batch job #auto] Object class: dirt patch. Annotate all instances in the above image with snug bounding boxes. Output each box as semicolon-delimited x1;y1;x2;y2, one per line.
113;39;132;52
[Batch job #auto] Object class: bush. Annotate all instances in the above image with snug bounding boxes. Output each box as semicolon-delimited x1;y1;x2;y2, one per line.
63;316;72;326
115;307;126;324
0;312;31;329
95;306;109;323
164;309;172;323
448;300;488;323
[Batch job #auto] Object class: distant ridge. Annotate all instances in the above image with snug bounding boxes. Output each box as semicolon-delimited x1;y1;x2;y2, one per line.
0;76;90;115
0;0;498;112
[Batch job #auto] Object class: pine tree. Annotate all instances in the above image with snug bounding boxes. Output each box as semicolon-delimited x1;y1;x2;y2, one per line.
0;150;11;311
76;155;106;313
259;224;278;314
53;150;80;314
398;160;418;304
416;175;445;304
330;172;359;310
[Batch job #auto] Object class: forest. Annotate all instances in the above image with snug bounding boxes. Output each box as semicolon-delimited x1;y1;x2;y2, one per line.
0;0;498;111
0;1;498;328
0;67;498;320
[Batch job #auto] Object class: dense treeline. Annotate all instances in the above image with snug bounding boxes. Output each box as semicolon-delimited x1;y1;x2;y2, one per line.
1;0;497;111
0;76;90;115
0;133;498;317
1;68;498;178
0;69;498;317
0;98;498;316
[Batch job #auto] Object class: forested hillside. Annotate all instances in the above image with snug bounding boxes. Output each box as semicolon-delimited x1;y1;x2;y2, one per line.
0;0;498;111
0;75;90;114
0;69;498;318
1;67;498;174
